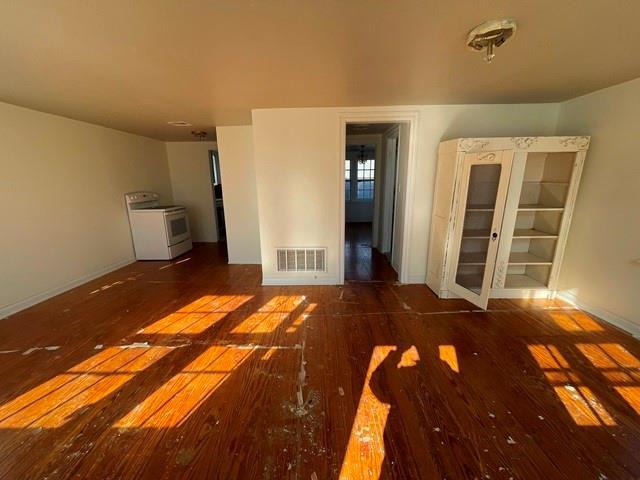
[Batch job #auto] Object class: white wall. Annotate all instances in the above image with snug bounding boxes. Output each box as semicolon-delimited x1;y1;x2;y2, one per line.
252;104;559;284
216;126;262;264
0;101;172;317
165;142;217;243
556;78;640;332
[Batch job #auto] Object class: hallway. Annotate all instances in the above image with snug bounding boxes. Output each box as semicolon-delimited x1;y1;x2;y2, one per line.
344;222;397;282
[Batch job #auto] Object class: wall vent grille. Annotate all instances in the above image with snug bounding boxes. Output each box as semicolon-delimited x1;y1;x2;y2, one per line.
277;248;326;272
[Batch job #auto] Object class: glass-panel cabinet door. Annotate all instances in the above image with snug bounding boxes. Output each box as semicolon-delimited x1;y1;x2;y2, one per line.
448;151;513;309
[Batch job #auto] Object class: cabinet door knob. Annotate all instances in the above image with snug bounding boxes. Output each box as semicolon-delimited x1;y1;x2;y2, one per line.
491;232;498;240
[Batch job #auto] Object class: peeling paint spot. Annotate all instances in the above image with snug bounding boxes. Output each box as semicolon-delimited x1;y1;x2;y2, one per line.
506;436;516;445
94;344;104;350
44;346;60;351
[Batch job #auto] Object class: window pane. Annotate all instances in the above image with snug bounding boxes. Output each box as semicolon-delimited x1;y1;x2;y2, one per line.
356;158;375;200
345;160;350;180
345;180;351;200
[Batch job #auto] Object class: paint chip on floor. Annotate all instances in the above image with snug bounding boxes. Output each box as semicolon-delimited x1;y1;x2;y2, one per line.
506;436;516;445
119;341;150;349
22;347;42;355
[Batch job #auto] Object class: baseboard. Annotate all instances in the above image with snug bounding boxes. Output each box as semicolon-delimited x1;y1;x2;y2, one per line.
262;276;340;286
0;257;136;319
558;291;640;338
228;259;262;265
407;274;426;284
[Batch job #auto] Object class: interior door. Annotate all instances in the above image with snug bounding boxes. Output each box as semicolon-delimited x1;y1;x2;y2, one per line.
448;150;513;309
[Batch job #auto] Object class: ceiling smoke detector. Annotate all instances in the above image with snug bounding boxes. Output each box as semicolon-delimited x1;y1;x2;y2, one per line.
467;18;517;63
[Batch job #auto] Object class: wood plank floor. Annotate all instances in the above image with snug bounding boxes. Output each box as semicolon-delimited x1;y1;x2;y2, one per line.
344;222;397;282
0;243;639;479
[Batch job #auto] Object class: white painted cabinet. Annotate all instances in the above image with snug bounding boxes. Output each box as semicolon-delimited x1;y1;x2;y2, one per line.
426;136;590;309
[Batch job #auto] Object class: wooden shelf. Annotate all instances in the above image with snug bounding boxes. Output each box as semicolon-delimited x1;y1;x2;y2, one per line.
522;181;569;185
466;204;495;212
458;252;487;265
512;228;558;239
518;204;564;212
504;274;548;289
462;229;491;239
508;252;553;265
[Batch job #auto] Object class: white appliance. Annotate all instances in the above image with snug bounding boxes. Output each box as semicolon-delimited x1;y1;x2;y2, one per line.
125;191;193;260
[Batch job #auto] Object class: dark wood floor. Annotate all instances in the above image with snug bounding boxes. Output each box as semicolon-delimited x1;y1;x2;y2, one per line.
0;243;639;479
344;222;397;282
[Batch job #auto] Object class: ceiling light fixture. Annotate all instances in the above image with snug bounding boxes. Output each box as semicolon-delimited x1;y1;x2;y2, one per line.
191;130;207;141
467;18;517;64
167;121;192;127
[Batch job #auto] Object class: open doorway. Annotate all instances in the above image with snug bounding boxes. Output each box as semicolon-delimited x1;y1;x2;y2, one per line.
209;150;226;242
343;123;401;282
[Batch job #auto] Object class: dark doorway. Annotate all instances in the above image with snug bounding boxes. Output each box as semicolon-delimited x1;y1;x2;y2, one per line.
209;150;226;242
344;126;399;282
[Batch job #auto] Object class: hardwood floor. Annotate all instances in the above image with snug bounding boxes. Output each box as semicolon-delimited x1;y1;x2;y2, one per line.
344;222;397;282
0;243;639;479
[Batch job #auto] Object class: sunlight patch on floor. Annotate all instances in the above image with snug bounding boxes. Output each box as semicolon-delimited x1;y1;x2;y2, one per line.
549;311;604;332
231;295;305;334
528;344;616;426
137;295;253;335
438;345;459;373
0;347;171;428
339;346;396;480
113;345;253;428
576;343;640;416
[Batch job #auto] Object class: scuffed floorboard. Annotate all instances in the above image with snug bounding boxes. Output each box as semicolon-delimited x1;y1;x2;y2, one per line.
0;244;639;479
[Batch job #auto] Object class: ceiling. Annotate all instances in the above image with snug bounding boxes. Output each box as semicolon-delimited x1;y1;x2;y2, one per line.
2;1;640;141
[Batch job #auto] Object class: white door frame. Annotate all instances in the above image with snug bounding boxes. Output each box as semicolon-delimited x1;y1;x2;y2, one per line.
338;109;420;284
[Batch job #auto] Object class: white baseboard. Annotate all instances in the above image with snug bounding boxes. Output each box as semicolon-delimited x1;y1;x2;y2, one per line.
0;257;136;319
558;291;640;338
262;276;340;286
407;274;426;284
228;259;262;265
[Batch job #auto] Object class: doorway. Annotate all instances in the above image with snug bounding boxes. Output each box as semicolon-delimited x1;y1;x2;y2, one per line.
336;108;422;283
343;124;401;282
209;150;226;241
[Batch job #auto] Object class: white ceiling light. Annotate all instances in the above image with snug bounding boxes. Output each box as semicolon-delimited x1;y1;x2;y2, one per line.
167;121;192;127
467;18;517;63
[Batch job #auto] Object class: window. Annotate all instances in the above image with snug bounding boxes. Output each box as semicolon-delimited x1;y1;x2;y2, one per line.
345;159;351;201
345;145;376;202
357;159;375;200
209;150;221;185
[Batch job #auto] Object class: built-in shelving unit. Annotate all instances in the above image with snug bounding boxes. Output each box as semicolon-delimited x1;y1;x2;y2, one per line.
427;136;589;309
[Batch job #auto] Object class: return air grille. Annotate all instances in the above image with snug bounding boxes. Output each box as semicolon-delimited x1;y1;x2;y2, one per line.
277;248;326;272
